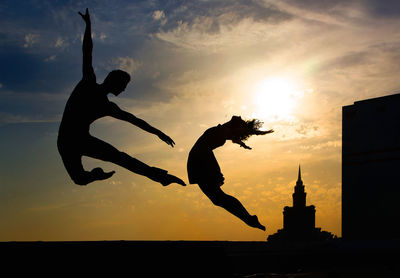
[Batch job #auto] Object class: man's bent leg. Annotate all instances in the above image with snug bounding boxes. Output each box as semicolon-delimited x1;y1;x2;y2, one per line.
58;150;92;185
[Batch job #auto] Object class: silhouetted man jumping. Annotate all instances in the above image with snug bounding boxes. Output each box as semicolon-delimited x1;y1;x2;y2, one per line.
57;8;185;186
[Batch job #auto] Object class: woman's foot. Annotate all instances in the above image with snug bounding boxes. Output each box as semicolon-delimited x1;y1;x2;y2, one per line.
247;215;266;231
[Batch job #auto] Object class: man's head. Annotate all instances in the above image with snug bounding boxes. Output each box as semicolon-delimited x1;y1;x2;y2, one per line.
103;70;131;95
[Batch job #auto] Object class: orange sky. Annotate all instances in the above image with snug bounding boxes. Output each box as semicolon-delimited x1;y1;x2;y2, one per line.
2;1;400;241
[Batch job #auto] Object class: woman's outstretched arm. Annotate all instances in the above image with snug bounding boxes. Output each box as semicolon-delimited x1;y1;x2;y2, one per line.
254;129;274;135
232;138;252;149
78;8;95;80
231;128;274;149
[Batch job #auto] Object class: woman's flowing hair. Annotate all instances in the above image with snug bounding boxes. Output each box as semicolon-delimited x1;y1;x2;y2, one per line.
229;116;264;141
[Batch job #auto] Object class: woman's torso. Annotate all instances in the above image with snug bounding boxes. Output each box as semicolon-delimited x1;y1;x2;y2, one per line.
187;125;227;184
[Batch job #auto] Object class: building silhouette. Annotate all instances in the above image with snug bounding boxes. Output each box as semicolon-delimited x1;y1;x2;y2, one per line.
342;93;400;240
267;166;335;243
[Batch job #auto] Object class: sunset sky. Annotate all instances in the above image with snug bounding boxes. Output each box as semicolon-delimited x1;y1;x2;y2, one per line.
2;0;400;241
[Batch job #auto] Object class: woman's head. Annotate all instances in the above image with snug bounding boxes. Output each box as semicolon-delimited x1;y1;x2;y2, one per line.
103;70;131;95
224;116;263;141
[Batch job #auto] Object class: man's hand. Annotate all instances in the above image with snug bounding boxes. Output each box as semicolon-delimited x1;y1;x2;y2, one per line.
78;8;91;24
158;132;175;147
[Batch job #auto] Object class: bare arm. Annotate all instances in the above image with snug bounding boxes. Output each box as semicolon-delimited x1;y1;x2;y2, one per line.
230;129;274;150
78;8;95;80
109;102;175;147
232;138;252;150
254;129;274;135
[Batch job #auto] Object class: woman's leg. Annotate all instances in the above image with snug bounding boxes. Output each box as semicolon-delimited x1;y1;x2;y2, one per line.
198;183;265;230
83;135;185;186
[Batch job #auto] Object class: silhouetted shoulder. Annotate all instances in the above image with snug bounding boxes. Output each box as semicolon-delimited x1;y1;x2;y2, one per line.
67;78;99;103
195;124;227;149
82;70;96;82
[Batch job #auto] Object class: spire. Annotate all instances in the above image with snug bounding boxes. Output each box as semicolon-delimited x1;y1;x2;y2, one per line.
293;164;306;207
298;165;302;182
296;164;303;186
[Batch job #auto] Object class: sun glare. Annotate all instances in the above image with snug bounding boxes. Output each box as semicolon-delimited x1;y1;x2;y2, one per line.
252;77;303;121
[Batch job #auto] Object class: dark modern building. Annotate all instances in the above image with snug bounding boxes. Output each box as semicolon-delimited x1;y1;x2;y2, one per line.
267;166;334;243
342;93;400;240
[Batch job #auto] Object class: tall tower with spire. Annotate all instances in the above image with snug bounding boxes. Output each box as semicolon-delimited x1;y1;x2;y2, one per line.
267;165;336;243
293;165;306;208
283;165;315;234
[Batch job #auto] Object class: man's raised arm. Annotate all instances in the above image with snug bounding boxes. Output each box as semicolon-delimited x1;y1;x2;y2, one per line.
78;8;95;80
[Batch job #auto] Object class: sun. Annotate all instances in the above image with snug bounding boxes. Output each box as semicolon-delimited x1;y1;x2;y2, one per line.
252;77;302;121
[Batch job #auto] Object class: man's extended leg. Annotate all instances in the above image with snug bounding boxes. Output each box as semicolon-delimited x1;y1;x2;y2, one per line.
83;135;185;185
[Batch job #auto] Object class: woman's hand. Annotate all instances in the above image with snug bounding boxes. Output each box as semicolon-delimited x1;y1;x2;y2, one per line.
232;138;252;150
78;8;91;24
254;129;274;135
158;132;176;147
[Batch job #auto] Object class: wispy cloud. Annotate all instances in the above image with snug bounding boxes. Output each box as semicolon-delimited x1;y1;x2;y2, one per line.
0;112;61;126
112;56;141;75
152;10;167;25
44;55;56;62
23;33;39;48
54;37;68;48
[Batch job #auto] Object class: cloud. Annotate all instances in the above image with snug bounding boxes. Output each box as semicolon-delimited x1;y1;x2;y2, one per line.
152;10;165;21
152;10;167;25
28;203;70;212
269;0;365;27
45;55;56;62
0;89;67;127
54;37;63;48
0;112;60;126
300;140;342;151
362;0;400;17
54;37;68;48
317;43;400;80
160;0;290;30
23;33;39;48
112;56;141;75
0;83;3;89
99;33;107;41
155;17;278;52
153;0;292;52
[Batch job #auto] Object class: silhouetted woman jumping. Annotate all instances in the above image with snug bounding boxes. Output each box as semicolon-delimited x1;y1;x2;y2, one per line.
57;9;185;186
187;116;273;231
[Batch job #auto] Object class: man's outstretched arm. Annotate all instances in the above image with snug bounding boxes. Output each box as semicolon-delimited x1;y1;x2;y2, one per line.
109;102;175;147
78;8;95;80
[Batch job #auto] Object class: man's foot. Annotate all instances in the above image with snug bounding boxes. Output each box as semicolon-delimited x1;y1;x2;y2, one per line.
150;167;186;186
91;167;115;181
161;174;186;186
247;215;266;231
